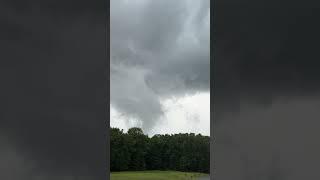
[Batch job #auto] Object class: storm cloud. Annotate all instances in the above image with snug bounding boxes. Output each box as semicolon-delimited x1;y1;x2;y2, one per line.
110;0;210;132
0;0;106;179
214;0;320;179
214;0;320;116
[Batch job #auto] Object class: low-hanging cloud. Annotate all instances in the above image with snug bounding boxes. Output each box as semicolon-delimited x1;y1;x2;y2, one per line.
110;0;210;132
215;99;320;180
214;0;320;179
214;0;320;123
0;0;106;179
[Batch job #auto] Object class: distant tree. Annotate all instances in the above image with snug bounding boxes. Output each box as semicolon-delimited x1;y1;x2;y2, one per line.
110;128;130;171
127;127;148;170
146;135;162;170
110;127;210;173
127;127;144;136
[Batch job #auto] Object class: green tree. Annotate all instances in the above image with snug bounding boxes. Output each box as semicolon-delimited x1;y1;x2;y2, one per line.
110;128;130;171
110;127;210;173
127;127;148;170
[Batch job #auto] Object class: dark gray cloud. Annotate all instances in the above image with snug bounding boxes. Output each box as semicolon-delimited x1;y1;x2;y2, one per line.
110;0;210;132
214;0;320;179
0;0;105;179
215;99;320;179
214;0;320;115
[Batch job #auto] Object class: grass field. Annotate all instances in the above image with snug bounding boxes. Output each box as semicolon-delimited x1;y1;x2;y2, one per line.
110;170;208;180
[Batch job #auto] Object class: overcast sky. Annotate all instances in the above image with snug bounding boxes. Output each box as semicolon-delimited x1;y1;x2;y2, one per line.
0;0;106;179
214;0;320;179
110;0;210;136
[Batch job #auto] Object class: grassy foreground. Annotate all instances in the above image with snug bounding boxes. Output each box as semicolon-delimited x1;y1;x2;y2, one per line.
110;170;208;180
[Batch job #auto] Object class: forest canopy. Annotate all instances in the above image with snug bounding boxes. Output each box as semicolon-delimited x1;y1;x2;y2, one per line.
110;127;210;173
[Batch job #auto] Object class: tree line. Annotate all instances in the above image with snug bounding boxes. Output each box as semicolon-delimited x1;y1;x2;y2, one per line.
110;127;210;173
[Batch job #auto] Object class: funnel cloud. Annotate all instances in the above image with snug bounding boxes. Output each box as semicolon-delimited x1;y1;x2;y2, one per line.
110;0;210;134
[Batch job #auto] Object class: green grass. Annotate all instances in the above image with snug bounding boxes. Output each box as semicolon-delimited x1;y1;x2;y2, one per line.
110;170;208;180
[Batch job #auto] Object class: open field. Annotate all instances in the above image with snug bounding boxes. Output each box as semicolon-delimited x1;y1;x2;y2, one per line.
110;171;209;180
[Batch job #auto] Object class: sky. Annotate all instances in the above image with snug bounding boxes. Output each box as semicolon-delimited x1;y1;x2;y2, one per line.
0;0;106;179
110;0;210;136
4;0;320;179
214;0;320;179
